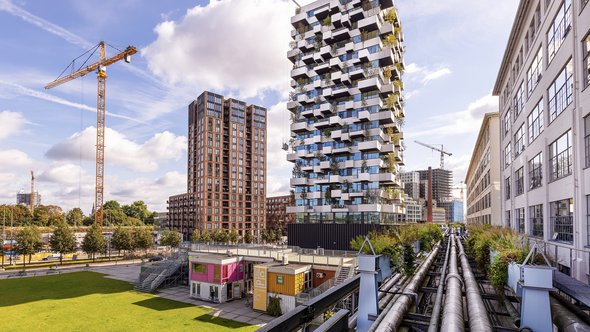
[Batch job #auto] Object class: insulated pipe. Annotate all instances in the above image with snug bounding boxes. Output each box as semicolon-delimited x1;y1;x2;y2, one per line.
456;239;493;332
427;235;451;332
370;243;441;332
349;273;403;329
501;296;521;327
440;235;464;332
550;297;590;332
367;251;432;331
551;292;590;327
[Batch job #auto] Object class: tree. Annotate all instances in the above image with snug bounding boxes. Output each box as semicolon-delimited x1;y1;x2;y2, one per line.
49;222;76;264
32;207;48;226
111;227;133;256
15;226;42;268
199;231;212;243
133;228;153;255
66;208;85;226
190;229;201;242
244;230;254;244
122;217;144;226
82;216;94;226
229;229;239;244
212;230;228;243
160;230;181;248
102;200;127;225
122;201;151;222
268;229;276;244
82;224;106;261
45;205;65;226
275;228;283;243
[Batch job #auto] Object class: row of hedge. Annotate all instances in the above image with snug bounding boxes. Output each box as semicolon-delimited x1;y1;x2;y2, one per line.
350;223;443;275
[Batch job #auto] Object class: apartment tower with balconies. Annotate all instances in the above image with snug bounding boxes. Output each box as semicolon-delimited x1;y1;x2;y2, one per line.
493;0;590;280
286;0;406;249
167;91;267;240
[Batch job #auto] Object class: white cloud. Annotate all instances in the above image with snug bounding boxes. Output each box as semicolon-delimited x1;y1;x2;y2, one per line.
404;63;452;85
0;111;26;139
407;94;498;138
142;0;293;99
264;101;292;196
110;171;186;211
45;127;187;172
0;149;33;171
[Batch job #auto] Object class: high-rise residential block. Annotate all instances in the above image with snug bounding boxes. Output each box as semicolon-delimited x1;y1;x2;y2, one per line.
493;0;590;279
266;195;295;231
285;0;406;249
465;112;501;226
167;91;267;240
16;190;41;209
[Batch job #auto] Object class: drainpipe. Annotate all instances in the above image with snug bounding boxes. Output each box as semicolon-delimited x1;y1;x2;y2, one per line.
440;235;464;331
457;239;492;332
427;235;451;332
369;243;441;332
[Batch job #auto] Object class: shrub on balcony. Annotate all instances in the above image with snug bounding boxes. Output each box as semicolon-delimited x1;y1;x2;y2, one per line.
383;34;397;48
384;9;398;25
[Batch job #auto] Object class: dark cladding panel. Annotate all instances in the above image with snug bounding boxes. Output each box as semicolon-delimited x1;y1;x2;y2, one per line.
287;223;387;250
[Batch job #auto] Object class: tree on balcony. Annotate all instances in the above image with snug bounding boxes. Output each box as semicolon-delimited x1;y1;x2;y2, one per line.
330;160;340;175
383;34;397;48
383;67;392;81
322;16;331;26
361;159;368;173
342;180;351;193
384;9;398;25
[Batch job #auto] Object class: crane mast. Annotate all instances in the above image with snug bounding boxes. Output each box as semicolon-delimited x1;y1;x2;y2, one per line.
30;170;35;212
45;41;136;226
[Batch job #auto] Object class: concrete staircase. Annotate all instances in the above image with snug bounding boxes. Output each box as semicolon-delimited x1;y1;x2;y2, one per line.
134;251;187;293
334;265;353;285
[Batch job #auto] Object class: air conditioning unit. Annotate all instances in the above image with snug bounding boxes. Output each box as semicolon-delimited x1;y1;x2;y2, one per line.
316;272;326;278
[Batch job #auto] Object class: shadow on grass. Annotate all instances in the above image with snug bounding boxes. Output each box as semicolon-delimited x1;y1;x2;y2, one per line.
194;314;252;329
133;297;194;311
0;271;131;307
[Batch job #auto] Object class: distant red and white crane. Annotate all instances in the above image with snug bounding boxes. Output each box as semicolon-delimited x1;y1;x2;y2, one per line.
414;141;452;169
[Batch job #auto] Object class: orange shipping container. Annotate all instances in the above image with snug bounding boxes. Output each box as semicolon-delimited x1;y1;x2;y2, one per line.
267;264;310;296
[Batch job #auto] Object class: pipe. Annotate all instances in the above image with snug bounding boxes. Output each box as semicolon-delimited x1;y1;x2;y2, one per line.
427;235;451;332
550;297;590;332
441;235;464;331
349;273;403;329
370;243;441;332
501;296;520;327
551;292;590;327
456;239;493;332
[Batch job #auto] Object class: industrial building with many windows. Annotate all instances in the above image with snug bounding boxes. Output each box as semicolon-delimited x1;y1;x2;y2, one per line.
285;0;406;249
167;91;267;240
465;112;501;226
493;0;590;279
266;195;295;232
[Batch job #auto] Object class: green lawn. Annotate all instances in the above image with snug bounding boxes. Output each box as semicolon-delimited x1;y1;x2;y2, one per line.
0;272;257;332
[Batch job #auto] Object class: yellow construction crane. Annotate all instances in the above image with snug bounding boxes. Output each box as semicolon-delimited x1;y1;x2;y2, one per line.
45;41;137;226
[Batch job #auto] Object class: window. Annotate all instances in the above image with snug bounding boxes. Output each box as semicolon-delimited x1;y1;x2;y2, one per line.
505;177;511;200
550;198;573;243
585;115;590;168
530;204;544;237
516;208;525;233
529;152;543;190
515;167;524;196
504;143;512;168
527;48;543;96
527;99;544;143
503;110;511;136
193;263;207;274
549;130;572;180
276;275;284;284
547;0;572;62
514;82;525;116
548;59;574;122
506;210;512;229
514;124;525;156
583;33;590;87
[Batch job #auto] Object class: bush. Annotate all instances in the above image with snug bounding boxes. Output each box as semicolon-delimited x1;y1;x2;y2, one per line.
267;295;282;317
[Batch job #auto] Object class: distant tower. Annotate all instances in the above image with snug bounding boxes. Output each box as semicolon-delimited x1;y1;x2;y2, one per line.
30;171;35;212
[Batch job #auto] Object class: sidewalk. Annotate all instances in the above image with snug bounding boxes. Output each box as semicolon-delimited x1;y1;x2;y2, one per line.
0;260;142;280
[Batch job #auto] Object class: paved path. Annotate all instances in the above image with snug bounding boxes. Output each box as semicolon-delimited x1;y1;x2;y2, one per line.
156;286;274;325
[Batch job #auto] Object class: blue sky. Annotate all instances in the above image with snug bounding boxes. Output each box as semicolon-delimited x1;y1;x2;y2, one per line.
0;0;519;214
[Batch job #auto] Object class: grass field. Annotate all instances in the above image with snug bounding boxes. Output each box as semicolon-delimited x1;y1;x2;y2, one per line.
0;272;257;332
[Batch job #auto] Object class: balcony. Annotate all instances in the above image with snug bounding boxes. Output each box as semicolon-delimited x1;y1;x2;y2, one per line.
287;100;300;111
291;66;309;79
291;121;309;133
358;77;381;92
315;62;331;74
291;177;310;186
332;27;350;42
287;205;313;213
314;118;331;129
358;140;381;151
348;6;364;20
331;189;342;198
329;175;341;183
372;110;395;124
329;115;343;127
287;153;298;162
358;172;371;182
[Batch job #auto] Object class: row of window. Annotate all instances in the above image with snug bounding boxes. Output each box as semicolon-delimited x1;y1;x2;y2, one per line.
506;197;574;243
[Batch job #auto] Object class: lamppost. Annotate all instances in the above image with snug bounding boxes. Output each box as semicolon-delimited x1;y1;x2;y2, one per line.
2;207;6;268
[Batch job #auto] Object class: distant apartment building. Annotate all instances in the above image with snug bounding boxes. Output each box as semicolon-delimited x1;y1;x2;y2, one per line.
417;168;452;203
403;194;422;222
16;190;41;209
465;112;501;226
167;91;267;240
286;0;406;250
439;199;464;223
493;0;590;279
266;195;295;231
430;207;446;224
400;171;420;200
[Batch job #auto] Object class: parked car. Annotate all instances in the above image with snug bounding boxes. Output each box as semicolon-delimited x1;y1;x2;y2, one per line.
42;254;60;261
147;255;164;262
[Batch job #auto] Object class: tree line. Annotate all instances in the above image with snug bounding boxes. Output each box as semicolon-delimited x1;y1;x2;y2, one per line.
0;200;158;227
188;227;283;244
2;222;158;268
